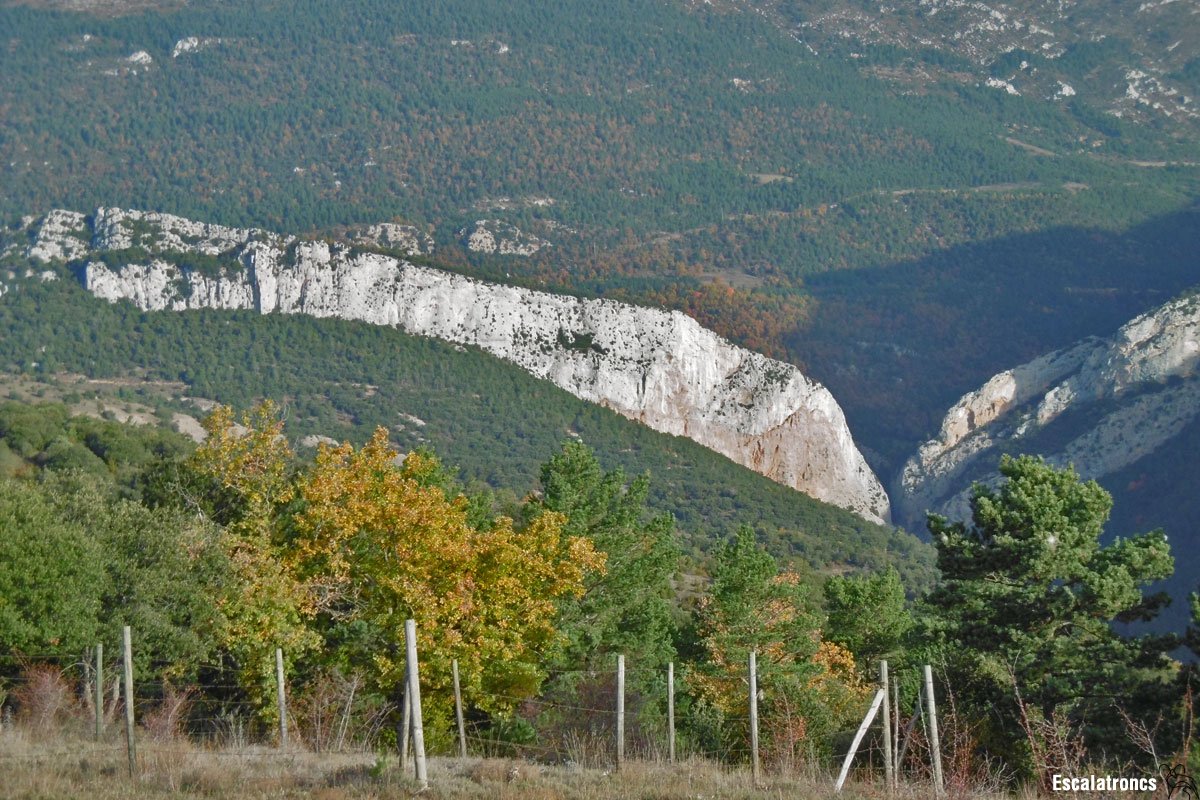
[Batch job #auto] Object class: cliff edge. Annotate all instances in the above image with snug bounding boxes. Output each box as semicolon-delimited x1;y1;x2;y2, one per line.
25;208;891;523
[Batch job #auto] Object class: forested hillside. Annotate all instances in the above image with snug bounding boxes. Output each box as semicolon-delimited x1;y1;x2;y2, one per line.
0;272;933;587
2;0;1197;468
2;2;1199;785
750;0;1200;135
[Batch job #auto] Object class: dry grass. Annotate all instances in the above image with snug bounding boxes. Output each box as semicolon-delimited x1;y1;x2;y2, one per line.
0;727;1006;800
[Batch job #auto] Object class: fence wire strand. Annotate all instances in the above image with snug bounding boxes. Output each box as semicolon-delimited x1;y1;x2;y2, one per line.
2;647;937;790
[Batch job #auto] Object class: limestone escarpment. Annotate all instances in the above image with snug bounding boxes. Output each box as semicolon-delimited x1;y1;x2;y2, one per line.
25;208;891;523
899;292;1200;524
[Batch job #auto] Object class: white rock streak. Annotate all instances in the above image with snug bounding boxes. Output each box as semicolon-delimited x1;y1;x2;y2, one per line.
28;209;90;262
32;208;890;523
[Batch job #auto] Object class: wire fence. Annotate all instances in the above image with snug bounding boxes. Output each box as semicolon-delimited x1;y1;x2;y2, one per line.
0;638;947;793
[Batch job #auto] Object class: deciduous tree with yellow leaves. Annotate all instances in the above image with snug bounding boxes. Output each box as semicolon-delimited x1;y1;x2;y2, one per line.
186;402;318;722
291;427;605;721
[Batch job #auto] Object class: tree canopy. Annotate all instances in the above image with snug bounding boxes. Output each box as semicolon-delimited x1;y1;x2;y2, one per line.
925;455;1175;764
530;441;680;674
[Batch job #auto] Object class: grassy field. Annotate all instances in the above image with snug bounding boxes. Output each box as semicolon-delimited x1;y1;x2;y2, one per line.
0;729;1009;800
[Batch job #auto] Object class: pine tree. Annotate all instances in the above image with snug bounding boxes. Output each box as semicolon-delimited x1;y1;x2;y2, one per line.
925;455;1175;763
824;566;911;672
532;441;680;672
691;526;867;761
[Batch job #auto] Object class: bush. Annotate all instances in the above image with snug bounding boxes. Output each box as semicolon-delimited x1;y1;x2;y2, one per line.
11;663;77;733
142;683;196;741
292;669;393;752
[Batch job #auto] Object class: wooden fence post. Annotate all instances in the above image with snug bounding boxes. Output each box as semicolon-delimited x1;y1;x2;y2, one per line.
122;626;136;779
616;654;625;771
94;643;104;741
275;648;288;749
667;662;675;764
452;658;467;759
924;664;944;797
399;665;411;772
749;650;760;787
881;660;893;793
836;688;886;792
405;619;428;790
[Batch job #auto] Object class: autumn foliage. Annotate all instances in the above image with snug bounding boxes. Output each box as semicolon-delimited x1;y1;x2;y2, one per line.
292;428;603;712
181;406;881;756
188;404;602;722
690;528;870;762
190;403;317;717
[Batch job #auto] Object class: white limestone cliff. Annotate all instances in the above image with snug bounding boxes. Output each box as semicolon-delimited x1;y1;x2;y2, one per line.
899;292;1200;523
28;209;91;263
26;208;891;523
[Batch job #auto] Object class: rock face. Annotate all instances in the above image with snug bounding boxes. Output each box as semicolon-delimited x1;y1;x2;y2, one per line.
172;37;222;58
26;208;891;523
350;223;433;256
460;219;549;256
899;292;1200;524
28;209;91;263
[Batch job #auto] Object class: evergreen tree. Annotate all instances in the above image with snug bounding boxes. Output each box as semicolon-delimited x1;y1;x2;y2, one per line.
532;441;680;672
521;442;680;745
695;525;822;685
925;455;1175;764
691;526;867;762
824;566;911;672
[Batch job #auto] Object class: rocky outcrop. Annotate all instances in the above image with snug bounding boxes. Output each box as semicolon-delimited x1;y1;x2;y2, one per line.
350;223;432;256
899;292;1200;523
172;37;222;58
91;206;272;253
25;208;890;523
460;219;549;256
28;209;91;263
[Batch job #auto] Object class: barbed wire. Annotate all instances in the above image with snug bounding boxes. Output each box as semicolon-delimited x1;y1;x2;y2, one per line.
0;745;125;762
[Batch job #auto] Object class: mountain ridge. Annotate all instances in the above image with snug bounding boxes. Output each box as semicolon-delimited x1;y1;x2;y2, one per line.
18;207;891;523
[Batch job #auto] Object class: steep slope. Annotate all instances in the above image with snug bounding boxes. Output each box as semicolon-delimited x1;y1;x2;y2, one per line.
22;208;890;523
898;290;1200;525
3;0;1197;482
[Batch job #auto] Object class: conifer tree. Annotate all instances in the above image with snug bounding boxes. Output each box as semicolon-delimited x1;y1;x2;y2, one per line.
926;455;1174;761
533;441;680;672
